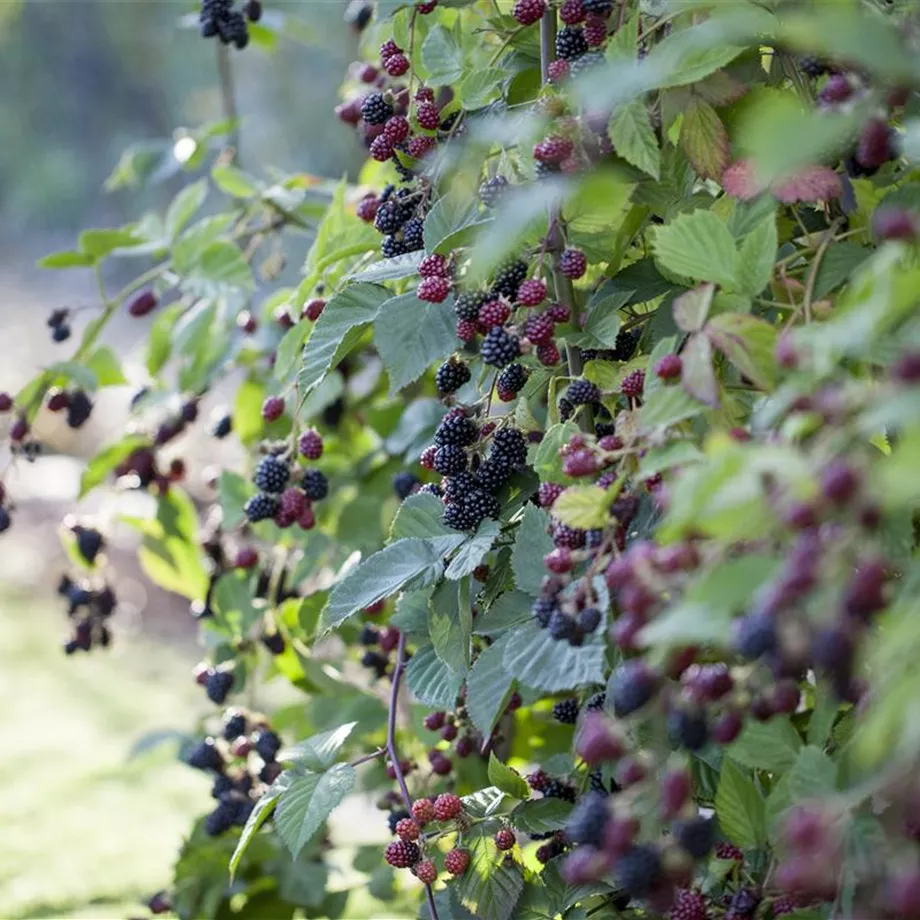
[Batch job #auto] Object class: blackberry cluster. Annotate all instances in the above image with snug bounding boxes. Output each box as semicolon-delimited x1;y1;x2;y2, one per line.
481;327;521;367
566;793;609;846
47;307;72;343
544;778;577;802
556;25;588;60
58;575;117;654
479;175;509;207
552;698;580;724
373;189;426;256
491;259;528;299
435;359;471;394
199;0;250;48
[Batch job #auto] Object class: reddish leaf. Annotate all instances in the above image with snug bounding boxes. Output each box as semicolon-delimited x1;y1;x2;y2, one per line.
772;165;842;204
694;71;748;107
680;97;730;181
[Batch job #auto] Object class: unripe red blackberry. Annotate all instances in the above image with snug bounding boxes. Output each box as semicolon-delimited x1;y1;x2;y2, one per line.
538;481;563;507
856;117;895;169
395;818;421;841
384;53;409;76
416;0;437;12
303;297;326;321
560;0;584;23
478;299;511;328
412;798;435;825
821;460;859;505
524;311;554;345
584;14;607;46
336;97;363;125
380;38;401;60
9;416;29;442
456;319;476;342
433;792;462;821
817;73;853;107
46;388;69;412
414;859;438;884
418;276;451;303
444;848;469;875
419;253;449;278
128;290;158;317
416;103;440;130
441;722;458;741
234;546;259;569
512;0;545;24
873;205;919;241
369;134;395;162
715;841;744;862
298;429;323;460
517;278;546;306
654;353;682;380
885;869;920;919
537;342;561;365
407;135;436;158
385;839;420;868
356;195;379;222
548;59;570;83
430;752;453;774
534;135;574;164
0;392;11;412
558;248;587;279
621;369;645;398
669;888;707;920
563;448;597;477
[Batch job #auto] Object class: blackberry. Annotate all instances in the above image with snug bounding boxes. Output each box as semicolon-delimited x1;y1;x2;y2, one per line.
556;25;588;59
393;471;419;500
388;809;410;834
66;391;93;429
585;691;605;712
668;709;709;752
254;730;281;762
454;290;489;321
609;661;657;716
361;92;393;125
206;670;234;705
567;378;600;406
497;363;528;397
671;889;708;920
544;779;577;802
223;712;248;741
553;523;586;548
566;793;609;845
402;217;425;252
245;0;262;20
381;235;407;258
443;472;477;503
611;328;639;361
616;844;662;898
436;359;471;394
186;739;223;772
375;200;407;235
211;774;234;799
244;493;279;523
385;839;421;868
549;610;576;641
254;455;290;493
434;444;469;475
359;624;379;645
799;56;827;78
734;612;776;660
582;0;613;12
204;799;238;836
474;458;513;493
490;427;527;467
445;489;497;530
362;650;388;676
672;816;714;859
419;482;442;498
532;596;557;627
435;414;478;447
569;50;604;76
492;259;528;299
552;698;580;724
479;175;509;207
302;469;329;501
213;414;232;438
75;528;104;565
444;500;479;531
578;607;601;633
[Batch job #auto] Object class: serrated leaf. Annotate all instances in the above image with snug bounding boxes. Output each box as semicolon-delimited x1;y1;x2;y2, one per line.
299;282;390;394
230;773;292;878
446;520;500;580
80;435;150;497
681;332;719;407
275;763;356;859
786;745;837;801
347;251;424;282
374;293;457;395
320;539;443;632
184;241;253;296
274;321;310;383
680;96;728;180
653;210;739;290
726;717;802;774
80;227;145;257
38;250;96;269
218;470;250;530
511;505;553;596
715;759;766;849
211;163;260;198
279;723;358;771
488;754;530;800
475;591;532;637
429;579;471;675
390;589;432;637
466;638;515;736
673;283;714;333
608;98;660;179
511;798;573;835
451;832;524;920
423;195;491;255
551;486;612;530
422;24;464;85
462;786;507;819
405;643;465;708
706;312;777;391
532;421;581;484
460;68;505;109
638;385;705;432
166;179;208;240
502;622;606;692
391;492;467;555
582;290;629;348
737;214;777;296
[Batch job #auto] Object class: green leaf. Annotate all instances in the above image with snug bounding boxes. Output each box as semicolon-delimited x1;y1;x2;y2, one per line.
475;591;532;637
273;321;310;383
638;441;703;478
146;303;184;375
680;332;719;407
279;723;358;771
218;470;250;530
786;745;837;801
391;492;467;555
429;579;471;675
85;345;126;387
706;312;777;391
511;505;553;596
165;179;208;240
451;832;524;920
581;290;629;348
389;589;432;637
212;571;261;637
608;98;660;179
446;520;500;580
737;214;777;297
726;717;802;774
653;209;739;290
715;759;766;849
551;486;613;530
672;284;714;333
638;385;705;432
374;293;457;395
229;774;291;878
80;227;145;258
511;798;573;835
502;622;606;692
38;250;96;269
275;763;356;859
807;684;839;748
532;421;581;484
185;241;253;296
422;25;464;85
80;435;150;497
649;32;746;89
211;163;261;198
320;539;443;632
680;96;729;181
466;638;515;736
405;643;465;708
423;195;491;255
488;754;530;800
460;68;505;109
347;251;424;282
299;283;390;394
172;213;236;272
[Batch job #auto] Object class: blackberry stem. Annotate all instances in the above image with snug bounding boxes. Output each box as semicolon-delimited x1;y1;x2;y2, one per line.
217;43;241;163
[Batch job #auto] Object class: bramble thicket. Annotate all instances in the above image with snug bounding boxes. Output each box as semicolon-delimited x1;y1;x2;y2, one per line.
7;0;920;918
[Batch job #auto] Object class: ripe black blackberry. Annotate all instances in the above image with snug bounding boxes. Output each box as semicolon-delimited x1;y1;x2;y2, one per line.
444;501;479;531
566;378;600;406
566;793;609;845
454;290;489;321
544;779;577;802
585;691;605;712
481;327;521;368
375;200;407;235
611;328;639;361
381;235;407;258
474;458;512;494
491;427;527;467
361;92;393;125
362;650;388;677
75;528;104;565
254;455;290;493
66;391;94;429
672;816;714;859
206;669;234;705
444;488;497;530
359;624;379;645
578;606;601;633
479;175;509;208
393;471;418;500
569;51;604;77
559;397;575;421
616;844;662;898
434;444;469;475
254;730;281;762
609;661;656;716
213;414;232;438
244;493;279;523
549;610;576;641
532;596;557;628
443;471;477;503
205;799;239;836
436;359;471;394
668;708;709;752
552;698;580;724
302;469;329;501
497;363;528;397
582;0;613;15
223;711;248;741
491;259;528;299
435;413;478;447
556;25;588;59
402;217;425;252
387;809;410;835
734;612;776;660
799;56;828;78
245;0;262;20
211;774;235;800
186;739;223;772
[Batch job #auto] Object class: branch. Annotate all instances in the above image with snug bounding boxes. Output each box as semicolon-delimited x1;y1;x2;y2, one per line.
387;634;440;920
216;43;241;163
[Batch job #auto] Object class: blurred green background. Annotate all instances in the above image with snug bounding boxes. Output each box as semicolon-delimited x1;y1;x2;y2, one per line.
0;3;372;916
